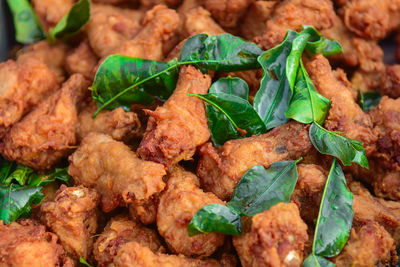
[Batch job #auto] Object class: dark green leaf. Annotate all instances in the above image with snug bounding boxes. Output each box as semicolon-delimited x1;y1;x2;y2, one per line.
0;186;44;224
303;254;335;267
253;31;298;130
79;257;93;267
48;0;91;42
179;33;263;72
286;31;310;91
309;123;369;168
6;0;45;44
206;77;250;146
188;204;241;236
312;159;353;257
190;93;267;138
302;25;343;57
0;160;15;183
91;55;179;116
228;160;300;216
359;90;381;112
4;165;34;186
285;60;331;124
28;167;71;186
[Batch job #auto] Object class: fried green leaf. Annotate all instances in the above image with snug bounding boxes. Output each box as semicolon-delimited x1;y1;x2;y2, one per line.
253;31;298;130
359;90;381;112
190;93;267;138
309;123;369;168
6;0;46;44
285;60;331;124
48;0;91;42
228;160;301;216
313;159;353;257
28;167;71;186
188;204;241;236
179;33;263;72
205;77;250;146
91;55;179;116
0;186;44;224
303;254;335;267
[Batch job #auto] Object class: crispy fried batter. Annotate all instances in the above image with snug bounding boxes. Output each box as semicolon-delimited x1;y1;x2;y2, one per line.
68;133;166;212
305;55;377;155
77;100;141;142
2;74;89;170
138;65;211;168
157;166;225;257
0;219;73;267
32;0;74;30
40;185;99;260
93;215;165;267
381;65;400;99
233;203;308;267
197;122;312;200
66;41;98;81
129;199;159;225
113;241;222;267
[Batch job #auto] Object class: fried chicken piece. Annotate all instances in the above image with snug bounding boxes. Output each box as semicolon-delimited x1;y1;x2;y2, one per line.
93;215;165;267
32;0;74;31
340;0;400;40
240;0;279;40
66;41;98;80
182;6;225;37
129;199;158;225
202;0;254;29
138;65;211;168
113;241;222;267
373;170;400;201
68;133;166;212
233;203;308;267
369;96;400;170
93;0;137;3
0;219;73;267
140;0;183;7
86;4;144;57
0;58;59;138
40;185;99;260
381;65;400;99
2;74;89;170
305;55;377;155
17;41;69;80
157;166;225;257
254;0;336;50
197;121;312;200
332;221;397;266
77;100;141;142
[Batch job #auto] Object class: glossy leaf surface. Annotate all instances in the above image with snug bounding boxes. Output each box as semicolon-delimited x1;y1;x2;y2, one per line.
359;91;381;112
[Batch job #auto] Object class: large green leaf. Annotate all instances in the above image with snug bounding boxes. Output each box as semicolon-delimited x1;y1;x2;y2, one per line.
0;186;44;224
309;123;369;168
303;254;335;267
205;77;249;146
179;33;263;72
188;204;241;236
91;55;179;116
285;60;331;124
359;91;381;113
228;160;300;216
253;31;298;130
190;93;267;138
6;0;45;44
28;167;71;186
48;0;90;42
302;25;343;57
3;165;33;186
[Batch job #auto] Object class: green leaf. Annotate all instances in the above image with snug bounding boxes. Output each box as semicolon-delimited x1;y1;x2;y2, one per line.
302;25;343;57
253;31;298;130
205;77;249;146
309;123;369;168
79;257;93;267
227;160;301;216
188;204;241;236
0;185;44;224
285;60;331;124
91;55;179;116
312;159;353;257
303;254;335;267
4;165;34;186
28;167;71;187
48;0;91;43
0;160;16;183
359;91;381;112
179;33;263;72
6;0;46;44
190;93;267;138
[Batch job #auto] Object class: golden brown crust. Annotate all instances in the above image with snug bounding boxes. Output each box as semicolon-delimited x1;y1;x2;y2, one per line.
31;0;74;31
66;41;99;81
233;203;308;267
138;65;211;168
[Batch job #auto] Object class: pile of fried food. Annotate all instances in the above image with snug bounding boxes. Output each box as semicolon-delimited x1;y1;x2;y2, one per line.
1;0;400;266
